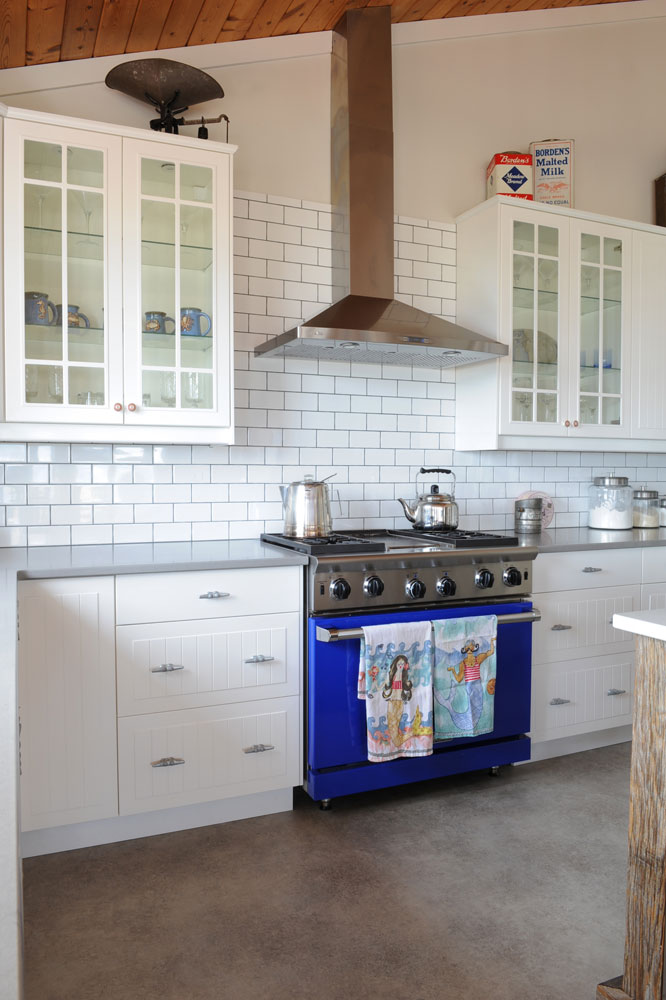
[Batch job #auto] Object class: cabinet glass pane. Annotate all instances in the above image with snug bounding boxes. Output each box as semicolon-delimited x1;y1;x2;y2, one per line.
180;204;213;372
24;140;61;183
22;139;108;411
181;371;213;409
512;391;533;422
536;392;557;423
25;185;62;363
181;164;212;203
604;237;622;267
513;221;534;253
142;199;176;369
538;226;558;257
580;395;599;425
141;159;175;198
602;396;621;426
67;147;103;188
581;233;600;263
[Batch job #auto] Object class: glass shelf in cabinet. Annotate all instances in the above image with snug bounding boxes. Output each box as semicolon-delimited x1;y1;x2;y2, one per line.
141;239;213;272
141;331;212;351
24;225;104;262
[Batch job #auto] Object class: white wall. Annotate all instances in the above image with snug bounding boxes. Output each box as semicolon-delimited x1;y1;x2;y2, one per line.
0;1;662;224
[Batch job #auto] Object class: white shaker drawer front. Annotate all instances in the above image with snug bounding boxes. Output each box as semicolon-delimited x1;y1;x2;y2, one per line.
116;613;301;716
116;566;301;625
531;654;634;742
532;585;640;664
118;697;301;815
533;548;641;594
641;547;666;584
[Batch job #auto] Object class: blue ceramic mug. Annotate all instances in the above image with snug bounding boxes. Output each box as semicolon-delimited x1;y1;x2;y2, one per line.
56;304;90;328
180;307;212;337
25;291;57;326
144;311;175;334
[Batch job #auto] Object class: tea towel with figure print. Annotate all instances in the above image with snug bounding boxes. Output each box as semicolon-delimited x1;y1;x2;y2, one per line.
433;615;497;740
357;621;433;763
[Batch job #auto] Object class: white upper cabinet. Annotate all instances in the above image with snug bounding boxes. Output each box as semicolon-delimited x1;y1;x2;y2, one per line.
2;108;235;444
455;198;640;452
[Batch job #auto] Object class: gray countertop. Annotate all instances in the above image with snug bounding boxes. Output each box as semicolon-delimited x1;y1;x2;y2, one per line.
1;525;663;997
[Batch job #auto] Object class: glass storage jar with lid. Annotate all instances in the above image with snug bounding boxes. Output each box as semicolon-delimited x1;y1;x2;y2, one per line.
588;476;633;530
659;497;666;527
633;487;660;528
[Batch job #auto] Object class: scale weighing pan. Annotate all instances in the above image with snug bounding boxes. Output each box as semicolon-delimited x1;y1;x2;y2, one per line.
105;58;224;112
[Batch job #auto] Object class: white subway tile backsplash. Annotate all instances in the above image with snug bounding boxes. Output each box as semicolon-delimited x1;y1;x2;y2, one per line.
6;464;49;484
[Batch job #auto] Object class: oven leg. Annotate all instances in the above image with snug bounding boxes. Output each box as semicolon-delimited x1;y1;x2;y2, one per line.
319;798;332;811
489;766;501;777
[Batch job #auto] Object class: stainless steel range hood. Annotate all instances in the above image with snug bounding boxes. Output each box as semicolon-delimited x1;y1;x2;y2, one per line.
255;6;507;369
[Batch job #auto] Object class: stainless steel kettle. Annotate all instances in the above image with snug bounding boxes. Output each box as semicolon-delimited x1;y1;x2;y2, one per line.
280;474;335;537
398;468;458;530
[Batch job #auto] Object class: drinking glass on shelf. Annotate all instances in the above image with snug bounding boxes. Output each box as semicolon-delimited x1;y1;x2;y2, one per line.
160;371;176;407
183;372;203;408
48;367;63;403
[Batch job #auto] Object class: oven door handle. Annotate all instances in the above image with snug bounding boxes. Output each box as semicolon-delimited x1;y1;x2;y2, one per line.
315;608;541;643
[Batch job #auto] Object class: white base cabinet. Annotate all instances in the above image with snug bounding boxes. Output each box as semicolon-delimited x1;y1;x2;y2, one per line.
18;564;303;854
530;548;640;753
18;577;117;831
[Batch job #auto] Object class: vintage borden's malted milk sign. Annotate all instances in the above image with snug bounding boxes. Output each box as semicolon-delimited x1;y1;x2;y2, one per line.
529;140;574;207
486;152;533;200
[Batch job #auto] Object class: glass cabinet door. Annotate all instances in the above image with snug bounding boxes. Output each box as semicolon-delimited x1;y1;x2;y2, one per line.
4;120;123;423
509;215;565;429
575;224;627;433
122;139;231;428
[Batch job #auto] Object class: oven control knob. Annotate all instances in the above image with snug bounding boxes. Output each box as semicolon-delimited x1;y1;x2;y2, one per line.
363;575;384;598
436;576;457;597
503;566;523;588
475;568;494;590
330;578;351;601
406;578;426;600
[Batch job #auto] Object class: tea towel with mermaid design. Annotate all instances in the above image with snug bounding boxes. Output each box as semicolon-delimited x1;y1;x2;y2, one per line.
433;615;497;740
357;621;433;762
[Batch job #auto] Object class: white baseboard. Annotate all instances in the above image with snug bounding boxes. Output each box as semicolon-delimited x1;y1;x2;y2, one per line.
21;787;294;858
528;725;632;763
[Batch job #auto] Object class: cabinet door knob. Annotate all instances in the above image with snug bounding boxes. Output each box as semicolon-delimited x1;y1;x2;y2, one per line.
549;697;571;706
243;744;275;754
199;590;230;599
127;402;137;412
607;688;626;697
551;624;573;631
150;756;185;767
150;663;185;673
573;419;579;427
114;402;123;412
564;419;571;427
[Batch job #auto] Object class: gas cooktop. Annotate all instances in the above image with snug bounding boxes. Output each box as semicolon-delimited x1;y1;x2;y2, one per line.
261;527;519;556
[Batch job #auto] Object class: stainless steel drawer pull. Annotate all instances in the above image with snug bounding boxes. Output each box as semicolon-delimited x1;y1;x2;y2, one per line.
550;697;571;706
199;590;230;599
582;566;603;573
243;744;275;754
151;663;185;673
244;654;275;664
607;688;626;697
151;756;185;767
551;624;573;631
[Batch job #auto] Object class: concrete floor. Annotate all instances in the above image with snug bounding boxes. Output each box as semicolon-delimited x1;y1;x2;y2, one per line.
22;743;630;1000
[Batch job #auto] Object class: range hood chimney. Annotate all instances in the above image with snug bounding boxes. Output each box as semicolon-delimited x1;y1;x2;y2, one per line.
255;6;507;369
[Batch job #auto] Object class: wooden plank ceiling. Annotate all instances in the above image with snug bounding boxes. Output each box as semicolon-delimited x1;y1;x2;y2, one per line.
0;0;637;69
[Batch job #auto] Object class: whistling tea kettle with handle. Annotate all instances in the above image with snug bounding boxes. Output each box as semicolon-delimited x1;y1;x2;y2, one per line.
279;474;336;538
398;468;458;530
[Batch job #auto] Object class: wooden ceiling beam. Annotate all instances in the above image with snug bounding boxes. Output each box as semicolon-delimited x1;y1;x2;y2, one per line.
26;0;67;64
0;0;28;68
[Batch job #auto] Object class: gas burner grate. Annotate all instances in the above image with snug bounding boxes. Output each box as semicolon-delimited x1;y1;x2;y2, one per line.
392;528;519;548
260;532;386;555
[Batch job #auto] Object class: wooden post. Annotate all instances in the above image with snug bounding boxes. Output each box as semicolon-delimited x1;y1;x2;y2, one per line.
597;633;666;999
